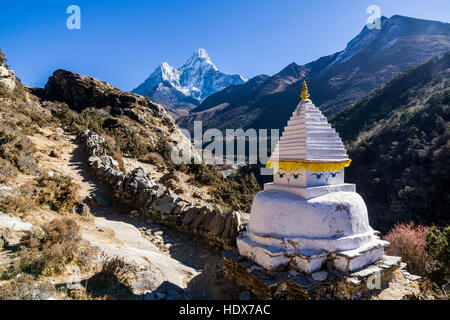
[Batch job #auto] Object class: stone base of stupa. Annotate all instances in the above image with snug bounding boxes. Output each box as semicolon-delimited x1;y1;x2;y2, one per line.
237;233;388;274
221;250;421;300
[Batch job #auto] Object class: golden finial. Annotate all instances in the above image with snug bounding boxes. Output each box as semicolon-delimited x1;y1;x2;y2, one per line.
300;80;310;100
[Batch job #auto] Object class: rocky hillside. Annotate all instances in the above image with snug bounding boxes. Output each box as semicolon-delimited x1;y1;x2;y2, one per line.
133;49;247;118
0;48;260;300
330;51;450;233
177;15;450;133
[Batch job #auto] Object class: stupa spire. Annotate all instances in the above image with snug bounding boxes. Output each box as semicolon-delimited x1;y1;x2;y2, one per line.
300;80;310;100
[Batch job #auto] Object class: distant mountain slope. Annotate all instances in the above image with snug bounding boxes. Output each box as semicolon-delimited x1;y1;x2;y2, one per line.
132;49;247;118
330;52;450;233
177;15;450;132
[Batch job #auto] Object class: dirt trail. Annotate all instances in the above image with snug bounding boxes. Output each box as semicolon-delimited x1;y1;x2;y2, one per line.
42;131;229;299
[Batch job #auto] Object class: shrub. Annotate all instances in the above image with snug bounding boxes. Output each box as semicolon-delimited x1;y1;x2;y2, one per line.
0;159;17;183
100;256;131;285
425;226;450;285
0;183;35;215
34;174;80;213
155;136;173;165
0;125;40;175
88;256;132;291
188;164;222;186
112;131;152;158
52;105;106;136
16;218;82;277
160;168;179;190
384;222;430;276
211;173;261;212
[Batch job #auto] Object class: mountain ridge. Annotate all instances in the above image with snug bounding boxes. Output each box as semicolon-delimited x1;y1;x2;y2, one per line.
330;51;450;232
132;48;247;118
177;15;450;132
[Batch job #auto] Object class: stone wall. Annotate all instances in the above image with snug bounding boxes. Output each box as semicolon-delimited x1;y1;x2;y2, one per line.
78;129;245;249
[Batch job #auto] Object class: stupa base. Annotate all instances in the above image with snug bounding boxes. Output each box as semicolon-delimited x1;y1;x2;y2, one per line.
237;233;389;274
221;250;421;300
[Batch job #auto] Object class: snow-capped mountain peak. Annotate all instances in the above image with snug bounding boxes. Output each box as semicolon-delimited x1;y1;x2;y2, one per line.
159;62;180;82
182;48;219;72
132;49;247;117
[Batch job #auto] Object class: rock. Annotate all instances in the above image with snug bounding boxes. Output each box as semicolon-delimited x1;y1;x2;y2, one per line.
172;200;189;215
182;206;201;225
152;199;176;215
206;210;226;235
221;211;241;239
190;208;207;229
154;231;163;236
402;271;422;282
135;178;154;191
131;167;146;178
151;190;179;214
0;211;33;232
311;271;328;281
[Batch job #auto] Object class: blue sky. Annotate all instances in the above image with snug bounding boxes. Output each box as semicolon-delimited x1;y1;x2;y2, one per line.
1;0;449;90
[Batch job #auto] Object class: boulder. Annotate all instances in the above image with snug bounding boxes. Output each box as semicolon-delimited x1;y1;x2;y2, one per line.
190;209;207;229
151;191;179;214
206;211;226;235
131;167;146;178
221;211;241;239
88;156;101;167
182;206;202;225
172;200;189;215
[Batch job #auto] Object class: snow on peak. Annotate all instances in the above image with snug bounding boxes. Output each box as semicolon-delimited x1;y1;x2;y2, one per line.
182;48;218;72
133;49;247;110
158;62;180;82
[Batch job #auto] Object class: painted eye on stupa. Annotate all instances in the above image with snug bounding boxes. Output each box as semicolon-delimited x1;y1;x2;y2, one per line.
329;172;340;178
312;173;324;179
278;173;286;179
290;174;300;179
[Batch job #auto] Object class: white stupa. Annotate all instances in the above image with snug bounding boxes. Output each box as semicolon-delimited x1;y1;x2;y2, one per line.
237;81;389;274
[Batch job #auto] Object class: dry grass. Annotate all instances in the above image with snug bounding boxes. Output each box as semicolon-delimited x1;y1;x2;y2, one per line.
0;274;57;300
0;159;17;183
34;174;80;213
14;217;82;277
0;182;36;215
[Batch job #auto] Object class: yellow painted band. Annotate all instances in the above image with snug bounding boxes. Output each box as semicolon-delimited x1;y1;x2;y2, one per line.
266;160;351;172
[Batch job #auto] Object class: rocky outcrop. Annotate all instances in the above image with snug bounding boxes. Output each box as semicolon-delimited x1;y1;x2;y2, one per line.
78;129;245;248
42;69;201;164
0;49;17;92
44;69;171;122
